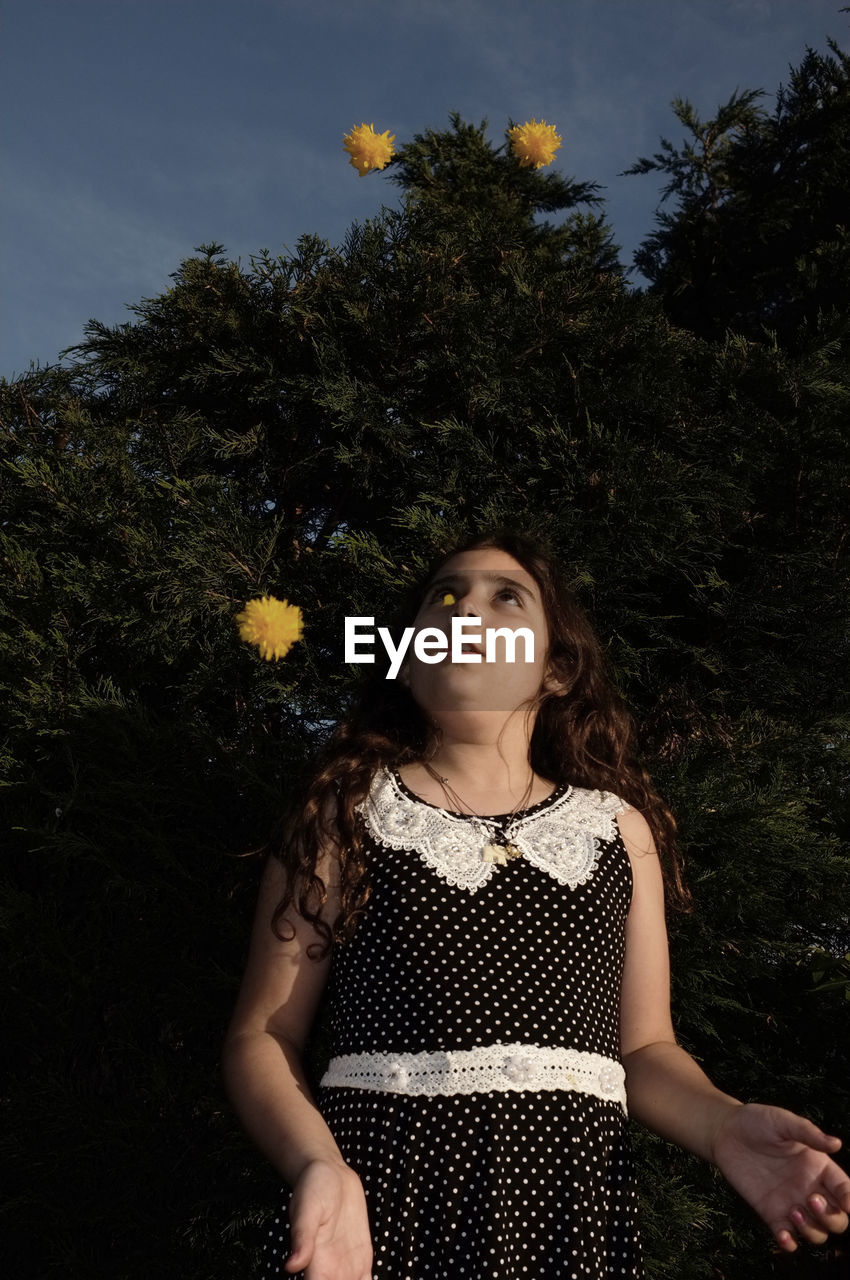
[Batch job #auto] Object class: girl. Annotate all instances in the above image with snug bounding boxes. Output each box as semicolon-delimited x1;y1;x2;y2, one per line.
222;528;850;1279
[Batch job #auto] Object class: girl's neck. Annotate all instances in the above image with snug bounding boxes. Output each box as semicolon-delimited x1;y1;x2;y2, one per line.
420;741;533;785
397;757;555;814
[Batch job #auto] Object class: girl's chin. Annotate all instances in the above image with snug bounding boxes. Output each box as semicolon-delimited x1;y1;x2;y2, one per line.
408;662;541;703
410;678;538;713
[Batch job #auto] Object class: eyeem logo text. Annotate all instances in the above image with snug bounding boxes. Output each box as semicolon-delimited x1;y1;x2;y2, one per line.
345;616;535;679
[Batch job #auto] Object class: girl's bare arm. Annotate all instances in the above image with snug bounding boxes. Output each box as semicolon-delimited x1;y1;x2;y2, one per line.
221;820;350;1187
222;1021;349;1188
616;804;742;1161
616;805;849;1254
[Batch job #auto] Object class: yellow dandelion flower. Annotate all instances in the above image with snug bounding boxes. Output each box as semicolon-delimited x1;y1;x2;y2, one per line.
508;118;562;169
343;121;396;176
235;594;304;662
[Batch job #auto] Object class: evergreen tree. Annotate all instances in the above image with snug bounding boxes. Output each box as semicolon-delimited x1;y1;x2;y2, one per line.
623;23;850;353
1;108;848;1278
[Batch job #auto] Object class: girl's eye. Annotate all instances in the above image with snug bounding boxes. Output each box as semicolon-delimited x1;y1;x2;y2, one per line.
428;588;520;606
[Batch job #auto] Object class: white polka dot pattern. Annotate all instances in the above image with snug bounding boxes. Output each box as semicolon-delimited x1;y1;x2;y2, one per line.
260;767;645;1278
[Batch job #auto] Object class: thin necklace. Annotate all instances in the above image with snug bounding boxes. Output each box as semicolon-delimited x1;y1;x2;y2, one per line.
420;761;533;865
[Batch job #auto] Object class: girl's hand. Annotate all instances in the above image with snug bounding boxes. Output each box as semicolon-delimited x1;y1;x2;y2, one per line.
284;1158;374;1279
710;1102;850;1252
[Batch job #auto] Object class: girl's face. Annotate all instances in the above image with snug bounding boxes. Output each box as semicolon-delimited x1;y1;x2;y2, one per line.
400;549;562;716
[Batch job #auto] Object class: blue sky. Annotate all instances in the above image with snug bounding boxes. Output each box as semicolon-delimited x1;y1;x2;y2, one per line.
2;0;847;382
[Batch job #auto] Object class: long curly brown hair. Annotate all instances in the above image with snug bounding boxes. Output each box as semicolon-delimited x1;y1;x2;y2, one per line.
265;526;694;962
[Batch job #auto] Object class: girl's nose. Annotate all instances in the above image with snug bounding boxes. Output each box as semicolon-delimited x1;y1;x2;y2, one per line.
453;598;481;619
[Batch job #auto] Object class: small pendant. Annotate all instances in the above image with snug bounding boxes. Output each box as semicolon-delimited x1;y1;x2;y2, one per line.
481;842;522;865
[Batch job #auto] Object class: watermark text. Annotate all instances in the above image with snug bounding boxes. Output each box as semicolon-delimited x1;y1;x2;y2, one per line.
345;616;535;679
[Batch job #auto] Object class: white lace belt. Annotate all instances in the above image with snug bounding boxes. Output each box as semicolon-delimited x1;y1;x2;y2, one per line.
319;1043;628;1115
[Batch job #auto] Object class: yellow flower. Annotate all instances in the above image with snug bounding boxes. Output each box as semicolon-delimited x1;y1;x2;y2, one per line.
343;122;396;176
235;594;304;662
508;118;562;169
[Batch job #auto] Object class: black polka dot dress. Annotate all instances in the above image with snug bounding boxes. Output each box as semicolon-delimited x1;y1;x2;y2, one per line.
260;765;644;1279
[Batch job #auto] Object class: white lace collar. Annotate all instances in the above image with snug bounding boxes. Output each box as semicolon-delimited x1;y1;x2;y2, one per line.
354;765;631;894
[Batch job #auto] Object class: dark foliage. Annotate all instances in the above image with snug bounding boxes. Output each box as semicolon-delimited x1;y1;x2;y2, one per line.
1;64;848;1278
